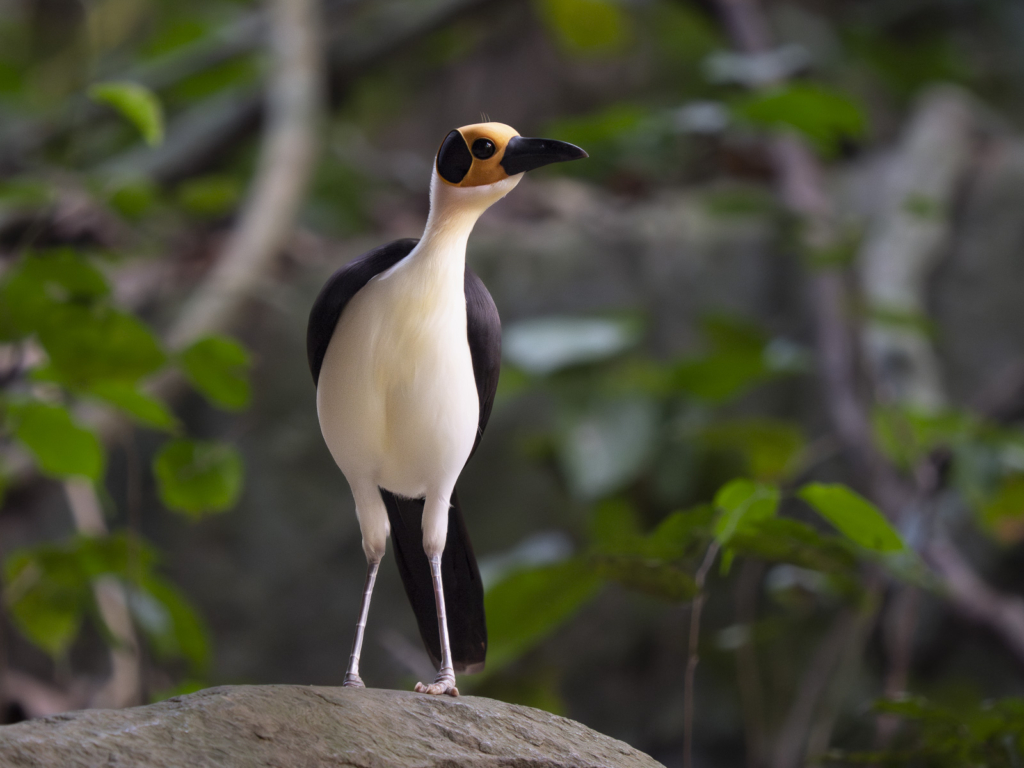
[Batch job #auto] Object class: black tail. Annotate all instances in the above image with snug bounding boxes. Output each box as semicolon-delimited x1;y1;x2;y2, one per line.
381;487;487;673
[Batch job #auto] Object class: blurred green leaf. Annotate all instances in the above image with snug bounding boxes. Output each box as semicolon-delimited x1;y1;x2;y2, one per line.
541;104;658;179
176;175;242;218
650;2;721;68
732;83;866;157
494;364;531;404
142;18;209;58
132;576;210;672
535;0;631;56
592;553;697;601
866;305;937;338
702;419;804;481
87;381;179;432
154;438;243;516
589;497;643;552
79;534;157;577
5;575;83;658
702;185;776;218
179;335;251;411
0;178;53;209
83;534;156;578
713;478;779;547
590;502;712;564
834;695;1024;766
872;405;972;470
10;402;104;480
478;531;574;590
3;534;156;658
0;250;109;340
543;104;648;149
305;154;373;237
558;396;657;500
485;559;602;670
0;251;166;385
4;530;204;669
590;501;711;563
503;316;642;376
673;352;767;402
38;305;166;387
799;483;905;553
421;23;481;67
107;177;159;220
88;81;164;146
643;506;713;561
0;61;18;96
472;667;567;715
167;56;260;103
847;29;971;99
729;517;859;575
981;475;1024;543
902;193;943;220
671;316;804;403
702;315;765;352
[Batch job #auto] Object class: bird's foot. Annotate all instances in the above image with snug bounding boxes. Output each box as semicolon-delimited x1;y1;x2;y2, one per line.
342;672;366;688
415;668;458;697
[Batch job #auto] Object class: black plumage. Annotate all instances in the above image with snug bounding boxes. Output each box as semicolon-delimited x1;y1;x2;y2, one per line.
463;266;502;456
307;238;418;386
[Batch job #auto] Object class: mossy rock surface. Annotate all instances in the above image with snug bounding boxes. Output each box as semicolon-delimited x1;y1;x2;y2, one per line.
0;684;665;767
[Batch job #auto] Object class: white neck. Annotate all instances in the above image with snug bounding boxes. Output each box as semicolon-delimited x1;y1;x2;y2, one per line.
408;172;522;287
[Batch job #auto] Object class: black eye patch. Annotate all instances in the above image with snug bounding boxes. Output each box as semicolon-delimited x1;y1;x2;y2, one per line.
472;138;496;159
436;130;473;184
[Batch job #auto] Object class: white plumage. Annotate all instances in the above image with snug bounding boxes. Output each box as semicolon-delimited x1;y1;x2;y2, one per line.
316;172;521;561
307;121;585;696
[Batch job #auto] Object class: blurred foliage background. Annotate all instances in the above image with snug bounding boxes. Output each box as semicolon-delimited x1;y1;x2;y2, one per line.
4;0;1024;765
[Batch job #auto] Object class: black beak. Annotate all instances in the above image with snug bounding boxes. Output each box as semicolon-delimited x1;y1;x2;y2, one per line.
500;137;588;175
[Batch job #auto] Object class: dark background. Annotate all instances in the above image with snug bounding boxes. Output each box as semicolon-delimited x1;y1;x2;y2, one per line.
4;0;1024;765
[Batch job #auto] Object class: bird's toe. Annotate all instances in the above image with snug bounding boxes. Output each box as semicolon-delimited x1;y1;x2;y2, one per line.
414;681;459;697
415;669;458;696
343;672;366;688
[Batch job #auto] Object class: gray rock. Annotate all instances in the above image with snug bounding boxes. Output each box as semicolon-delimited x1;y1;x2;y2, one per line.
0;685;665;768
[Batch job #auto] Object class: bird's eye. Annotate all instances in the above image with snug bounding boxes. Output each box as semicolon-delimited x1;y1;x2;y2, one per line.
472;138;496;159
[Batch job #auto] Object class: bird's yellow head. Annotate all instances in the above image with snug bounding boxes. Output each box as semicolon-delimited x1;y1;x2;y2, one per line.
435;122;587;187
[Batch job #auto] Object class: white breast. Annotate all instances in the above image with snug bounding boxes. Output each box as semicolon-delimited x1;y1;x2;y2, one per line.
315;244;479;500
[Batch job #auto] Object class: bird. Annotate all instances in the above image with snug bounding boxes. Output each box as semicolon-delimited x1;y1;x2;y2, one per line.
307;122;587;696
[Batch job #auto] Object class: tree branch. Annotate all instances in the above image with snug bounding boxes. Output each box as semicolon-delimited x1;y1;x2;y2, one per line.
3;0;325;716
854;86;979;744
926;536;1024;660
709;0;1024;668
706;2;1024;763
163;0;322;351
684;541;720;768
63;479;141;709
875;584;920;745
99;0;498;184
708;10;911;513
734;559;767;768
858;87;977;410
804;592;880;761
770;609;854;768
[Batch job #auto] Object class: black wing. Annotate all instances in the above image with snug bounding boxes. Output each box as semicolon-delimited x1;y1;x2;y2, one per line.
306;238;419;386
464;266;501;457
